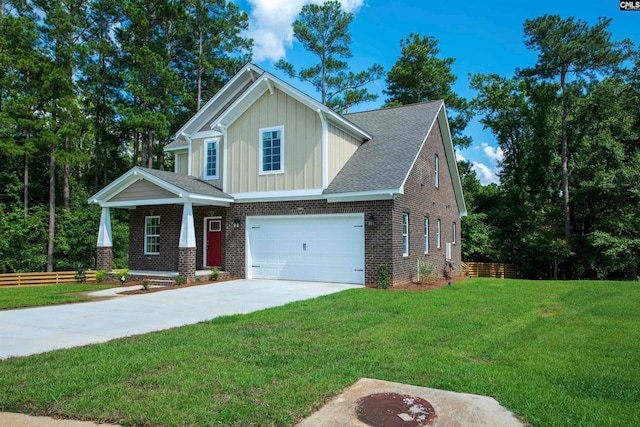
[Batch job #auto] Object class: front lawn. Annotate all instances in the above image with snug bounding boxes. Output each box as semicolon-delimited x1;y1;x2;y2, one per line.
0;284;115;310
0;279;638;426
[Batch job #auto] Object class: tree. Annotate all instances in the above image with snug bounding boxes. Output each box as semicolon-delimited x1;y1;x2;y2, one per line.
185;0;252;111
520;15;632;246
384;33;471;147
275;0;383;113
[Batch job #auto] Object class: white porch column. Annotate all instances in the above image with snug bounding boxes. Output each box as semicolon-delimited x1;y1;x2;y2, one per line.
178;202;197;283
96;207;113;271
97;207;112;247
179;202;196;248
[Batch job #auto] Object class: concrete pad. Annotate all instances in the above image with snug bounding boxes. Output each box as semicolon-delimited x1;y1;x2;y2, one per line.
296;378;524;427
0;279;360;359
0;412;119;427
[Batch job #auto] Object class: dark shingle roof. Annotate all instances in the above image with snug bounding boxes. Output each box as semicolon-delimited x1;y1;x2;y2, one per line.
137;167;232;200
164;134;190;151
324;101;443;194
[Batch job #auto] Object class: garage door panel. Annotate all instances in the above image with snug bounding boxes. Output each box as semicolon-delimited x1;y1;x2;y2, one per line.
248;214;364;284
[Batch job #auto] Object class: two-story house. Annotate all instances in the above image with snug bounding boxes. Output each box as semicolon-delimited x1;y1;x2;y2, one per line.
89;63;466;285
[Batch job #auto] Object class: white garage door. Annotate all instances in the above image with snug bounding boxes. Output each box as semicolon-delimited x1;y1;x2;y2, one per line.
247;214;364;284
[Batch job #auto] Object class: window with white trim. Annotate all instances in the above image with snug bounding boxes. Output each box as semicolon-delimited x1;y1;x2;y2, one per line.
424;216;429;254
434;153;439;188
145;216;160;255
452;222;457;244
259;126;284;174
402;213;409;256
204;138;219;180
436;218;441;249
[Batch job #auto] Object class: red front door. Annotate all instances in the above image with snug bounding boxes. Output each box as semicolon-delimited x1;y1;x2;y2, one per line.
206;219;222;267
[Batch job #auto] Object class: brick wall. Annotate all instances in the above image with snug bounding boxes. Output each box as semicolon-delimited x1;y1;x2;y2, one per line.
129;205;182;271
193;206;227;270
224;199;393;285
392;121;462;284
178;247;197;282
96;246;113;271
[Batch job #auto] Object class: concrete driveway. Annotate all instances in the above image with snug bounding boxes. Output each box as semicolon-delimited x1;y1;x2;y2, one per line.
0;279;360;359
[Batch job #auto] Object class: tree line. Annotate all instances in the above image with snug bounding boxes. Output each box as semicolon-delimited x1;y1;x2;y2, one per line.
0;1;638;279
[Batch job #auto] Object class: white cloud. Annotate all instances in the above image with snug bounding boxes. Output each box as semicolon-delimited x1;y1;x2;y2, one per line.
246;0;365;62
481;142;504;164
455;150;465;162
472;161;500;186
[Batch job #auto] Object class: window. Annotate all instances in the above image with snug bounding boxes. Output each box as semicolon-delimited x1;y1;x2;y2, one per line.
145;216;160;255
436;219;441;249
402;213;409;256
259;126;284;174
434;154;439;188
424;217;429;254
204;139;219;179
452;222;457;244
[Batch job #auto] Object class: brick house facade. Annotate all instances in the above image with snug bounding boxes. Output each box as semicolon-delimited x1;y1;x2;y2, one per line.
91;63;465;285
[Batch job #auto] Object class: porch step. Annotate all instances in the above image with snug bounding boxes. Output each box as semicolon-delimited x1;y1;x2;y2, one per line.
146;279;175;287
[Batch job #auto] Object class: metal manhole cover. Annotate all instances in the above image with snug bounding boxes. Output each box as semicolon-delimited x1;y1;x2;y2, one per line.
355;393;437;427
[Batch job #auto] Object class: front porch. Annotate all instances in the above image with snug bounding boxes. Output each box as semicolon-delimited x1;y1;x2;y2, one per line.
90;167;235;283
127;269;232;285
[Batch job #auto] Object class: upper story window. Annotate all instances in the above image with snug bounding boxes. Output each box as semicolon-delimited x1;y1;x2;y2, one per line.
259;125;284;174
434;153;439;188
402;213;409;257
436;218;441;249
145;216;160;255
204;138;219;180
424;216;429;254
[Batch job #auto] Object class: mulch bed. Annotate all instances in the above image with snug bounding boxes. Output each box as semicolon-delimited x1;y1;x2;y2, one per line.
366;275;468;291
117;276;238;295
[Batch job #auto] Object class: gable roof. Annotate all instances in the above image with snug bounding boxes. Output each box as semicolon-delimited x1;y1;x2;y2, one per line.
167;62;371;146
89;167;233;208
325;101;467;216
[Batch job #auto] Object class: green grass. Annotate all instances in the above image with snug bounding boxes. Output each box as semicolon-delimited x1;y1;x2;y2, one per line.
1;279;639;426
0;284;115;310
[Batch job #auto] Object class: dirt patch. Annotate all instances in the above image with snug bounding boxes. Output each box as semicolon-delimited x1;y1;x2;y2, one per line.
366;275;468;291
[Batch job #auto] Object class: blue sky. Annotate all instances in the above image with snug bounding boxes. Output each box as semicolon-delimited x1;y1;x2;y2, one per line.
236;0;639;184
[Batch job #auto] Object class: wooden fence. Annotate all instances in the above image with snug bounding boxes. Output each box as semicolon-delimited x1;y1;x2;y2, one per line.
0;270;97;287
461;262;518;279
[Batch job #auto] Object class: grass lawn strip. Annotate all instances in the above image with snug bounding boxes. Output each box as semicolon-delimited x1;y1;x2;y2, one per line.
0;284;116;310
0;278;638;426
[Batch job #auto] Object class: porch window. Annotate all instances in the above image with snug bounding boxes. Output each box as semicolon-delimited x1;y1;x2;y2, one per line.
259;126;284;174
145;216;160;255
204;138;219;180
402;213;409;257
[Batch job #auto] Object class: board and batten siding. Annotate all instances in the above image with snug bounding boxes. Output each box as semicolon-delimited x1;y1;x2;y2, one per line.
327;124;361;184
190;137;223;189
175;151;188;175
109;179;174;202
226;88;322;193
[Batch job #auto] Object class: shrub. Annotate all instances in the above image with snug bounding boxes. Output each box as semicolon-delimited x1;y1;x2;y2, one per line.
118;269;130;284
95;270;107;283
417;260;438;285
175;276;185;286
195;276;201;283
210;267;220;281
377;264;391;289
141;280;151;291
74;267;87;283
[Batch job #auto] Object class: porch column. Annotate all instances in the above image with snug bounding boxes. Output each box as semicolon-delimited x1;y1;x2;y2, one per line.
96;207;113;271
178;202;196;282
